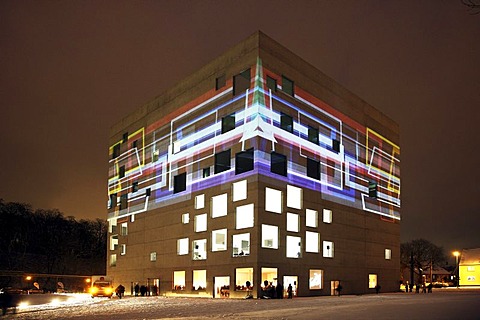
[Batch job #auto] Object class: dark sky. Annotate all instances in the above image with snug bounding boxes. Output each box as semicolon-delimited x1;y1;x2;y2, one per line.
1;1;479;256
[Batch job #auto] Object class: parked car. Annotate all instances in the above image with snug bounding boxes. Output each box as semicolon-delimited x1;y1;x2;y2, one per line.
90;281;114;298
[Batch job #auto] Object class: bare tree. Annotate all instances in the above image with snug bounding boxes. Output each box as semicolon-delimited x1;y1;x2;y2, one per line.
401;239;446;284
462;0;480;14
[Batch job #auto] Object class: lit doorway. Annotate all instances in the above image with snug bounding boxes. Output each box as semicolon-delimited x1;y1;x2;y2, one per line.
214;276;230;298
283;275;298;298
331;280;340;296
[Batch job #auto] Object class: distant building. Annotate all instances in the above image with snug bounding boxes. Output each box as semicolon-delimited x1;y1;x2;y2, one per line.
107;31;401;298
459;248;480;286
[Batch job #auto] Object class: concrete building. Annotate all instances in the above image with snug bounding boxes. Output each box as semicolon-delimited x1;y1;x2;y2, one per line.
107;31;401;298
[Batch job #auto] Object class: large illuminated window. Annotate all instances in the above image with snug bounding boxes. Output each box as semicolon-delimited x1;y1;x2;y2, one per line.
280;112;293;133
211;193;228;218
262;224;279;249
323;209;332;224
214;149;231;174
286;235;302;258
261;268;278;286
305;231;319;253
385;248;392;260
306;209;318;228
110;235;118;250
309;270;323;290
232;233;250;256
307;158;320;180
195;194;205;209
177;238;189;255
233;69;250;95
265;187;282;214
282;76;294;96
232;180;247;202
323;241;334;258
173;172;186;193
193;239;207;260
235;148;254;174
287;185;302;209
212;229;227;252
236;203;254;229
195;214;207;232
173;271;185;290
235;268;253;290
193;270;207;290
221;113;236;134
369;274;377;289
286;213;299;232
109;218;117;233
271;152;287;176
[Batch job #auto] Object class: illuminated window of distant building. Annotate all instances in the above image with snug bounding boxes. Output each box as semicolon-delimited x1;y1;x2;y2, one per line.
120;244;126;255
150;252;157;262
467;266;475;271
332;139;340;152
232;180;247;202
130;214;135;222
323;209;332;224
173;172;186;193
120;222;128;236
287;185;302;209
286;235;302;258
110;254;117;267
265;187;282;214
193;270;207;290
280;112;293;133
132;181;139;193
261;224;279;249
323;241;334;258
232;233;250;256
177;238;189;255
369;274;377;289
109;218;117;234
267;76;277;92
195;213;207;232
235;148;254;174
308;126;319;145
385;249;392;260
173;271;185;290
195;194;205;209
215;74;226;90
306;209;318;228
203;167;210;178
173;140;181;154
110;235;118;251
309;269;324;290
307;158;320;180
236;203;254;229
182;213;190;224
286;213;299;232
215;149;231;174
193;239;207;260
212;229;227;252
211;193;228;218
236;268;253;291
233;69;251;95
112;144;120;159
222;113;236;134
152;150;159;162
282;76;294;96
119;166;125;178
305;231;319;253
271;152;287;176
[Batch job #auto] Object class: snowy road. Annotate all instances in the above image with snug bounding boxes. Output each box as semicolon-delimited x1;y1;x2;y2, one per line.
5;289;480;320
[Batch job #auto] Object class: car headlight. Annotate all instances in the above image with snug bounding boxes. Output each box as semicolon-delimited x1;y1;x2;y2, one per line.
104;288;112;295
90;287;98;294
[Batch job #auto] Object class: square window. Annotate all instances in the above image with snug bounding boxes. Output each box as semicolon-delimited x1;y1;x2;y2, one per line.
195;213;207;232
307;158;320;180
332;139;340;152
309;270;324;290
308;126;319;145
120;194;128;210
212;229;227;252
306;209;318;228
271;152;287;176
216;74;226;90
195;194;205;209
203;167;211;178
236;203;254;229
305;231;319;253
369;274;377;289
235;268;253;291
110;254;117;267
122;132;128;143
119;166;125;178
267;76;277;92
150;252;157;261
323;209;332;224
282;76;294;96
110;235;118;250
286;212;299;232
193;239;207;260
193;270;207;290
211;193;228;218
287;185;302;209
261;224;279;249
280;112;293;133
120;222;128;236
174;172;187;193
265;187;282;214
173;271;185;290
369;181;378;198
132;181;139;193
215;149;231;174
222;113;236;134
286;235;302;258
112;144;121;159
120;244;126;255
109;194;117;209
235;148;254;174
323;241;334;258
385;248;392;260
232;233;250;256
233;69;251;95
182;213;190;224
177;238;189;255
232;180;247;202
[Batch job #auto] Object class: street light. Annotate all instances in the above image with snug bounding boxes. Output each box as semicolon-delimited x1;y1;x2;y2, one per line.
453;251;460;288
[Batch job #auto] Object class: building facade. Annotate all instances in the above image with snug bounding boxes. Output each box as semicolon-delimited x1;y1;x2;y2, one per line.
459;248;480;286
107;32;401;298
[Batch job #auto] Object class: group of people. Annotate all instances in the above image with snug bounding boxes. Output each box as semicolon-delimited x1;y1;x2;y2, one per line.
133;283;158;296
260;280;294;299
404;281;433;293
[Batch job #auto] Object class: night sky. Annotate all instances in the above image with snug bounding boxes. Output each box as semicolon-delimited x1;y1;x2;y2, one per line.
1;1;479;256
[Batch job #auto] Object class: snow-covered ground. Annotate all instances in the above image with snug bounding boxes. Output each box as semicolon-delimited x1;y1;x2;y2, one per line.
5;289;480;320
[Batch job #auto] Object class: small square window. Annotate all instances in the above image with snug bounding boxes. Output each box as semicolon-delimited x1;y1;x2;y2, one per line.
305;231;319;253
287;185;302;209
150;252;157;261
195;194;205;209
286;212;299;232
233;69;251;95
122;132;128;143
120;222;128;236
271;152;287;176
132;181;139;193
262;224;279;249
216;74;226;90
222;113;236;134
267;76;277;92
323;209;332;224
195;213;207;232
120;244;126;255
110;254;117;267
286;235;302;258
215;150;231;174
323;241;334;258
177;238;189;255
282;76;294;96
265;187;282;214
280;113;293;133
119;194;128;210
236;203;254;229
193;239;207;260
109;194;117;209
307;158;320;180
235;148;254;174
119;166;125;178
306;209;318;228
232;233;250;256
233;180;247;202
332;139;340;152
146;188;151;197
203;167;211;178
174;172;187;193
369;181;378;198
112;144;121;159
385;249;392;260
212;229;227;252
211;193;228;218
308;126;319;145
182;213;190;224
